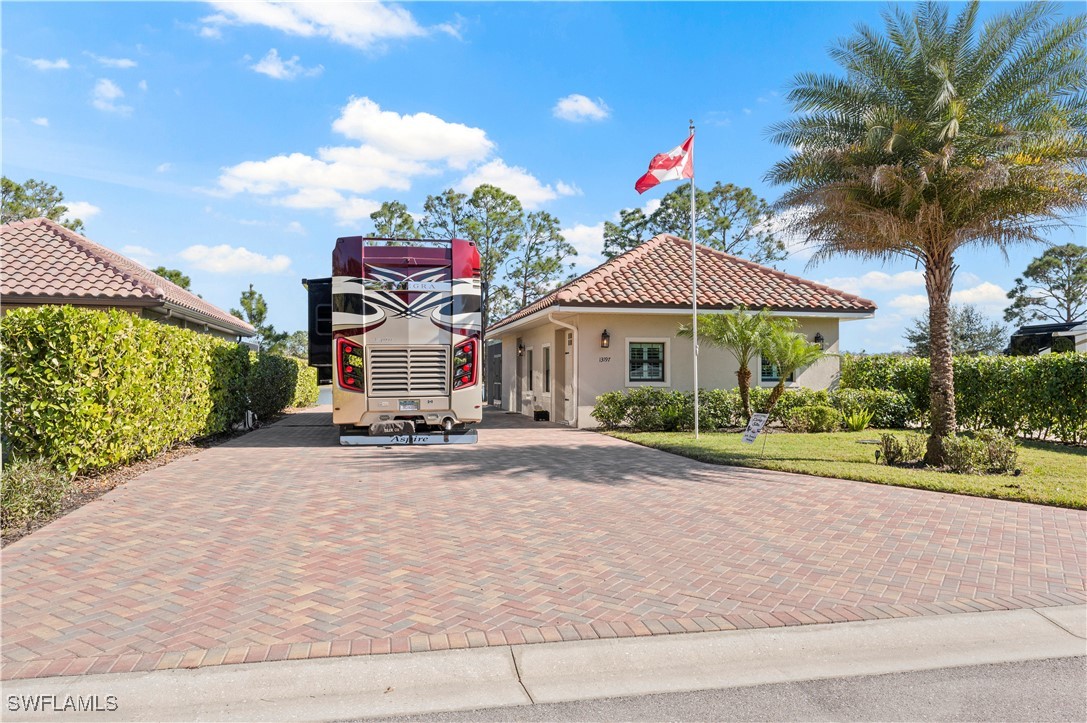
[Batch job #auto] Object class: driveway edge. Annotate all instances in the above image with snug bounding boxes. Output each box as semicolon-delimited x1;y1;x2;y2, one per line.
2;605;1083;721
3;591;1084;682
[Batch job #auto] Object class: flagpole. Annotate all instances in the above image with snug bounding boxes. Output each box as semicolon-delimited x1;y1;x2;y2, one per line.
689;119;699;440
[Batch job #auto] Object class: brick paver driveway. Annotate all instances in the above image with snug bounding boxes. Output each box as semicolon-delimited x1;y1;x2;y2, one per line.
3;407;1085;679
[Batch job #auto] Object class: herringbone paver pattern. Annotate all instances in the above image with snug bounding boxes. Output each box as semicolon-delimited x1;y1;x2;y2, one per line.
2;408;1084;679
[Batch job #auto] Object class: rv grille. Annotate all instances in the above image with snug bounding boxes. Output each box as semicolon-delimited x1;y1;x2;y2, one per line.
367;347;449;396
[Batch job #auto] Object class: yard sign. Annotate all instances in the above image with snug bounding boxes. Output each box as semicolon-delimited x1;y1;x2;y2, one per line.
741;413;770;444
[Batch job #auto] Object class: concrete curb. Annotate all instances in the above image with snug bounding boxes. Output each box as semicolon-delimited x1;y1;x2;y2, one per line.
2;605;1084;722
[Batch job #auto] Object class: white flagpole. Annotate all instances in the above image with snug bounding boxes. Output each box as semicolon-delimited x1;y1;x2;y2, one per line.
689;119;699;440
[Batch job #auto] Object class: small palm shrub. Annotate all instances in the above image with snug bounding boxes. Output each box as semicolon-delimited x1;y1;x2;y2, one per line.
1;459;71;530
843;407;875;432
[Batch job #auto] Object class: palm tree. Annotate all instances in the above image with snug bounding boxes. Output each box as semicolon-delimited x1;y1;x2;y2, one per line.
767;1;1087;464
760;326;826;412
677;306;778;421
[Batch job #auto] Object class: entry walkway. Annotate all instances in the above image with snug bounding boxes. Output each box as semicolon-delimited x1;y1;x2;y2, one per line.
2;407;1084;680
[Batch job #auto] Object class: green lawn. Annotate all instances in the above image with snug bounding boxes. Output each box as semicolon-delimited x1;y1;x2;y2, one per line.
608;430;1087;509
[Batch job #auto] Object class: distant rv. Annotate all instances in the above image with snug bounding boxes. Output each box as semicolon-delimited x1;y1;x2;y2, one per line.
303;237;483;445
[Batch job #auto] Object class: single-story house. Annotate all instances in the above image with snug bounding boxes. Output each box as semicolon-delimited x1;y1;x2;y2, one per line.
0;217;255;340
1006;320;1087;355
486;234;877;428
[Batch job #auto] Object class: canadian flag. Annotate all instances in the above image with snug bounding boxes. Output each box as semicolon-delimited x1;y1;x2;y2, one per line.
635;134;694;194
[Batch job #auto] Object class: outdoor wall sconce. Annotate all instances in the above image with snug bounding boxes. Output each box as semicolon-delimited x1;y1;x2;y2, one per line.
814;332;825;350
517;340;525;357
600;329;611;349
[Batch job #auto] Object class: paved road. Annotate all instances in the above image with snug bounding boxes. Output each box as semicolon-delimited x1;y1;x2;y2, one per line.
383;657;1087;722
3;406;1084;679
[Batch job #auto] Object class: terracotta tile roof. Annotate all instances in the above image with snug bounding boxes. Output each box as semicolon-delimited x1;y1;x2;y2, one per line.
1;217;255;336
489;234;876;332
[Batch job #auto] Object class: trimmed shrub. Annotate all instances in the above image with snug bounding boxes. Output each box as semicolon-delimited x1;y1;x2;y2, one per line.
624;388;688;432
287;357;319;408
942;435;988;474
1;458;71;529
841;353;1087;443
2;306;251;473
749;387;830;424
592;388;740;431
830;388;917;429
696;389;742;430
591;391;630;429
975;430;1019;474
248;352;295;420
784;405;842;433
877;432;926;466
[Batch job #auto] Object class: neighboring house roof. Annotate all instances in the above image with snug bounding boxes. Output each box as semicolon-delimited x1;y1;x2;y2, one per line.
488;234;877;333
1;217;255;336
1010;320;1087;336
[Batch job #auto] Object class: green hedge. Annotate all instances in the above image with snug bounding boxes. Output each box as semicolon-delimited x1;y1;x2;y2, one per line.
841;353;1087;443
591;386;912;432
247;353;318;419
1;306;316;475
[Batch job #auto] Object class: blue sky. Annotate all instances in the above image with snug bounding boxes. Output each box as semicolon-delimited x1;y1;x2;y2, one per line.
3;1;1083;352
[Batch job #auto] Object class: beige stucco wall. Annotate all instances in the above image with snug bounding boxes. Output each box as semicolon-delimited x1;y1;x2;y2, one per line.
492;310;845;428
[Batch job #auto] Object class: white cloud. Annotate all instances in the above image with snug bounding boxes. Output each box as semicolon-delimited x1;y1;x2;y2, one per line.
121;245;155;262
155;162;172;173
63;201;101;221
561;222;605;270
742;108;752;115
278;187;349;209
952;281;1007;310
200;1;447;50
642;198;661;216
86;52;137;69
888;293;928;315
138;80;148;91
249;48;323;80
22;57;69;70
752;206;814;260
219;147;425;197
179;244;291;274
333;197;382;225
888;281;1009;316
217;98;488;220
332;97;492;169
457;159;577;210
552;94;610;122
285;221;306;234
819;270;924;296
92;79;132;115
31;117;49;127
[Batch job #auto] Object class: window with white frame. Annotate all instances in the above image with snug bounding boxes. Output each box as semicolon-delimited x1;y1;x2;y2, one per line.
628;341;666;383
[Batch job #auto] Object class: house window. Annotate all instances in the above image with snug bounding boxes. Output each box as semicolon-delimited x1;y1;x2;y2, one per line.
629;342;665;383
760;355;794;384
543;345;551;393
527;349;534;391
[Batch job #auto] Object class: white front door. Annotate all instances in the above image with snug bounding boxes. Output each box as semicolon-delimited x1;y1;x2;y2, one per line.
540;343;552;416
563;332;575;423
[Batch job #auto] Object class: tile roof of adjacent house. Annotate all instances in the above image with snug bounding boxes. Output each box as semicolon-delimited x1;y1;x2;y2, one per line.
1;217;255;336
489;234;876;333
